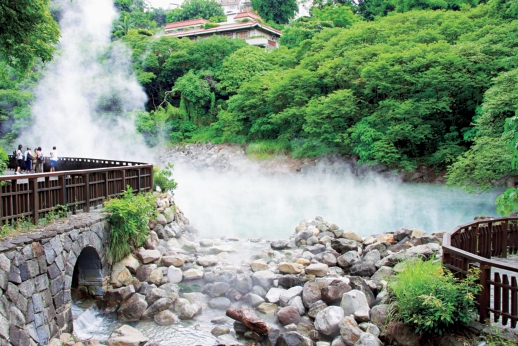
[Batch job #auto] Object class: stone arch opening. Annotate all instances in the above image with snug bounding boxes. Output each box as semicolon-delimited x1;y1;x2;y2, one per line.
72;246;104;300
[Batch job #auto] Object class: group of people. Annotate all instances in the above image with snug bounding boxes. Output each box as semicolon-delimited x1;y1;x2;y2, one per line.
14;145;58;175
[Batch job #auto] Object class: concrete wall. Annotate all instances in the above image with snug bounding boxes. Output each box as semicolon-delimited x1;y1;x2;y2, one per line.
0;213;111;346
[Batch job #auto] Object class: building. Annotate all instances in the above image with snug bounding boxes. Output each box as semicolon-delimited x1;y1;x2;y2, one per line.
164;12;281;48
216;0;253;22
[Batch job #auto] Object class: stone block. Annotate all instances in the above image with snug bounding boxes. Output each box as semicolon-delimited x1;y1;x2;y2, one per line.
36;324;50;345
42;289;52;307
22;244;34;260
63;236;72;252
18;279;35;298
32;294;44;313
0;254;9;272
50;276;64;296
54;254;64;271
47;263;61;280
8;265;21;284
43;242;56;265
34;274;49;292
0;270;7;290
37;255;47;273
53;291;64;308
26;259;40;278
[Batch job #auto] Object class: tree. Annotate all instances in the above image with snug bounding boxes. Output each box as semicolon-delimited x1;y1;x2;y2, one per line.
311;4;358;28
250;0;298;24
0;0;60;72
166;0;225;22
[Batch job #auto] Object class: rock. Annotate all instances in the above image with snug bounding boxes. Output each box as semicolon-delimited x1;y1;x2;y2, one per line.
142;298;173;319
107;325;148;346
265;287;284;304
358;323;380;338
296;258;311;266
156;214;167;226
371;266;393;282
271;240;290;250
196;255;219;267
148;268;163;285
178;303;202;319
154;310;179;326
288;295;305;315
339;316;362;346
211;326;230;337
105;286;135;307
295;230;314;245
349;262;376;277
136;264;156;282
305;263;329;276
354;333;382;346
117;293;148;322
308;300;328;319
257;302;278;314
314;306;344;337
120;254;140;274
342;230;363;242
302;279;329;308
348;277;376;307
167;266;183;284
226;308;269;335
362;250;381;263
384;322;420;346
247;293;265;307
321;252;337;266
235;274;253;294
337;251;360;269
163;207;175;223
341;290;370;322
279;286;303;307
331;239;359;254
277;306;300;325
252;270;276;290
208;297;232;310
275;331;313;346
370;304;389;329
199;239;214;247
111;263;132;288
161;255;184;267
278;275;305;289
278;262;304;274
321;280;351;303
394;228;413;242
183;268;203;280
250;260;268;272
208;281;230;297
376;234;395;244
138;249;161;264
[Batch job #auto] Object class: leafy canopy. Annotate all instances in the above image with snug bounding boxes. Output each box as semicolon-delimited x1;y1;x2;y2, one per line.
250;0;298;24
0;0;60;72
166;0;225;23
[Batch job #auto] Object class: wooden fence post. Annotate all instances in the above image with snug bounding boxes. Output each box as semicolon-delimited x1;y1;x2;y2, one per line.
121;169;126;192
83;173;90;212
502;220;509;258
29;177;39;224
478;263;491;323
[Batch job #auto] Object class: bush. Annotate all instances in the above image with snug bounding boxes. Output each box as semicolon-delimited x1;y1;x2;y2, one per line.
104;187;156;262
389;258;481;335
245;140;291;160
153;163;178;193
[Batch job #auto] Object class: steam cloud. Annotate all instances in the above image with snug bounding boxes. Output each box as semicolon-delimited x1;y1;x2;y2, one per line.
22;0;149;161
172;162;501;239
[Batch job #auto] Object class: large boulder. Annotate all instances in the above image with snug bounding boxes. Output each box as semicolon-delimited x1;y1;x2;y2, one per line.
252;270;276;290
117;293;148;322
321;280;351;303
265;287;284;304
279;286;303;307
277;306;300;325
104;286;135;307
137;249;161;264
339;316;362;346
275;331;313;346
305;263;329;277
154;310;179;326
370;304;389;329
302;279;332;308
349;262;377;277
337;251;360;269
278;262;304;274
107;325;148;346
314;306;344;337
142;298;173;319
331;239;359;254
341;290;370;322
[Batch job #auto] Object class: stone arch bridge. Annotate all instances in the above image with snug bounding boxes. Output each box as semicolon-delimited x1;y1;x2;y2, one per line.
1;213;111;346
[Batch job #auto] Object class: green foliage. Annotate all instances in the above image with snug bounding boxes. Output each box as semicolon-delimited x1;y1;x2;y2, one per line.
250;0;299;24
311;4;358;28
389;258;481;335
166;0;225;22
104;187;156;262
153;163;178;193
0;215;34;238
0;0;60;73
495;188;518;216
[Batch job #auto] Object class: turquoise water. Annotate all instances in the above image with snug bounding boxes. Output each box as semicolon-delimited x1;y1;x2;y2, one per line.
173;165;502;239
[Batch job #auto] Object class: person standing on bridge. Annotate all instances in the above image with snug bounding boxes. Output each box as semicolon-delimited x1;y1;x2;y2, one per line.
15;144;23;175
50;146;58;172
24;147;33;173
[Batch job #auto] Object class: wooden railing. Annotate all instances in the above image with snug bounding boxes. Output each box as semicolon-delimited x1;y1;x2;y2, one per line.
443;217;518;327
0;157;153;225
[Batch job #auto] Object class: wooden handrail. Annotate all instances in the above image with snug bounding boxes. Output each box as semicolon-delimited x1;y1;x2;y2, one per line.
0;157;153;226
442;216;518;326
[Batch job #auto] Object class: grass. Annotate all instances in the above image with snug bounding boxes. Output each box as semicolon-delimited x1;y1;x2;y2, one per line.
0;204;70;238
245;140;292;160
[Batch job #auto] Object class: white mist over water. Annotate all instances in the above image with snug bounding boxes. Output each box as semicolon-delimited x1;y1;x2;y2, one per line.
172;163;501;239
22;0;148;161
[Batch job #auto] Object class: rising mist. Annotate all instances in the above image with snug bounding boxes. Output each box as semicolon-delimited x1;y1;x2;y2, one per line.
22;0;148;161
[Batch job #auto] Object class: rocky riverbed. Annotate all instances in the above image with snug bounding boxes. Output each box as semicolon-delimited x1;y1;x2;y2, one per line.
47;192;458;346
159;143;448;184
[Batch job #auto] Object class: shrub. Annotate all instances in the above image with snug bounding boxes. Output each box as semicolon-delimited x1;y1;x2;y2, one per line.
104;187;156;262
153;163;178;193
245;140;291;160
389;258;481;335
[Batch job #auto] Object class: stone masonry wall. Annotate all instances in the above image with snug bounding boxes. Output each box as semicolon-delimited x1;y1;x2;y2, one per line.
0;212;111;346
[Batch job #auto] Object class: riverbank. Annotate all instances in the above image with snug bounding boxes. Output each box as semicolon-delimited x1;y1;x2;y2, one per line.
159;143;447;184
59;193;517;346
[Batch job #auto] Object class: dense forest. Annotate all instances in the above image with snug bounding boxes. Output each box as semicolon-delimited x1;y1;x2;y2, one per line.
1;0;518;212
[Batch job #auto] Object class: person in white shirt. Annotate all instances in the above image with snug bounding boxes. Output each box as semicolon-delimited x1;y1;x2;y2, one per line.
50;146;58;172
15;144;23;175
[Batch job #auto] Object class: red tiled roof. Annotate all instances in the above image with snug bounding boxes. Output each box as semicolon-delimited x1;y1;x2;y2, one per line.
165;18;209;30
234;12;263;20
164;21;282;37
